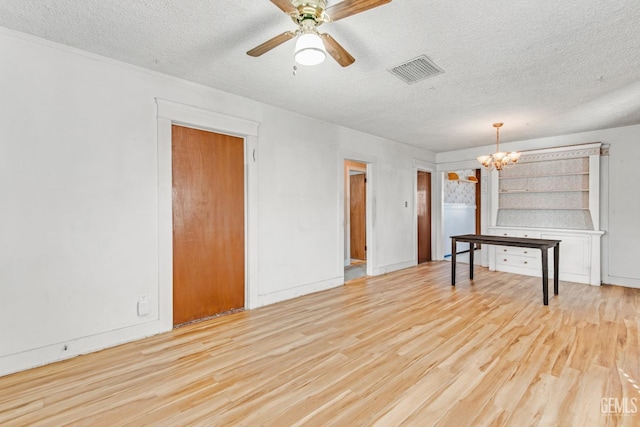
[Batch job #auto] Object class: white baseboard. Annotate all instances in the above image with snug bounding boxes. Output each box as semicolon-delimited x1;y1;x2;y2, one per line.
602;275;640;289
371;259;416;276
0;319;170;377
257;276;345;307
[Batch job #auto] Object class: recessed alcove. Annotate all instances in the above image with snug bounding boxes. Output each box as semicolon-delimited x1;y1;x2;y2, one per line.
488;143;604;285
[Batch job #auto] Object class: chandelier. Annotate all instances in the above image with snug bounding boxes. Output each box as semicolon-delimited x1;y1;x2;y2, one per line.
477;123;520;171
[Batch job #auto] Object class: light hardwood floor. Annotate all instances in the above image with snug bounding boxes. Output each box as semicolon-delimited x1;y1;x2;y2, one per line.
1;262;639;426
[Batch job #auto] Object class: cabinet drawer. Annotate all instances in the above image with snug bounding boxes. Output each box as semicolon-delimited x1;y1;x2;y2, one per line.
494;230;540;239
496;246;538;258
496;254;538;270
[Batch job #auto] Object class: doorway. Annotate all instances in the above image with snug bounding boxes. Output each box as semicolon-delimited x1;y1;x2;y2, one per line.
417;170;432;263
443;168;481;263
344;160;367;281
171;125;245;326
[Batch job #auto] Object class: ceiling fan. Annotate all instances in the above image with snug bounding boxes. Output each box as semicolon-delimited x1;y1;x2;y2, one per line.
247;0;392;67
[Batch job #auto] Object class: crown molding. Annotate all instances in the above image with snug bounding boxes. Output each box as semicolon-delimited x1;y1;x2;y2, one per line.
518;142;602;163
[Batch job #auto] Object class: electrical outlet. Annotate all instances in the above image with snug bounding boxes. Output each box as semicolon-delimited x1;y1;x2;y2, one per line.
137;293;150;316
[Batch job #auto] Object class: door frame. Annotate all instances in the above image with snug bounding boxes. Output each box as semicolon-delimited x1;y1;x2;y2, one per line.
339;152;376;278
344;161;367;266
157;99;259;331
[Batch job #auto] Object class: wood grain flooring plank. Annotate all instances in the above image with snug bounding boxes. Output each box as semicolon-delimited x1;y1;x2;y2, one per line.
1;262;638;425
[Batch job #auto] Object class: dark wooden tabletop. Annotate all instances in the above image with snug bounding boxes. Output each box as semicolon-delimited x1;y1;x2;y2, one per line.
451;234;561;249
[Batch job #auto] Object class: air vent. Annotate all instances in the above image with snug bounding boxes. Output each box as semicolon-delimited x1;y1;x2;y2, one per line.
388;55;444;85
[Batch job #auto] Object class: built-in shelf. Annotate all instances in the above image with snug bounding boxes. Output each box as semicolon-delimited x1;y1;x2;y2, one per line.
498;208;590;211
454;178;478;184
447;172;478;184
500;189;588;194
500;171;589;180
497;154;592;219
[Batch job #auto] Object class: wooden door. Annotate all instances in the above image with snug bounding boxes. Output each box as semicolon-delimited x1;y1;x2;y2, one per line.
172;125;245;326
417;171;432;263
350;173;366;260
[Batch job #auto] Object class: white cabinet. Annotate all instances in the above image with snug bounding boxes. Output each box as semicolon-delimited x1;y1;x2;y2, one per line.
492;229;539;239
487;143;604;286
495;246;539;273
488;226;603;285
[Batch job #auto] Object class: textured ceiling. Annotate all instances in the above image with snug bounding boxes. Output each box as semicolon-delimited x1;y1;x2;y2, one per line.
1;0;639;152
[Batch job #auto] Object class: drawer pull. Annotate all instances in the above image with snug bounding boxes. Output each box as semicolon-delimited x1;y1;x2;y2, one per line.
503;259;508;262
524;261;528;264
503;233;508;236
524;251;528;254
524;234;528;237
503;249;507;252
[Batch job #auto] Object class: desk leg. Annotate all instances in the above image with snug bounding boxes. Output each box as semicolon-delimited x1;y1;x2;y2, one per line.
554;243;560;295
541;248;549;305
451;238;456;286
469;243;474;281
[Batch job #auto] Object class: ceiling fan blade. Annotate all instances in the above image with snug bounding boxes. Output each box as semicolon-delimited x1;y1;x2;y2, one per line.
247;31;296;57
320;33;355;67
270;0;297;14
325;0;392;22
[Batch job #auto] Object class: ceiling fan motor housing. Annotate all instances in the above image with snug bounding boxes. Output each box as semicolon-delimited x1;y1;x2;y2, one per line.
292;0;327;10
299;17;319;34
291;0;327;25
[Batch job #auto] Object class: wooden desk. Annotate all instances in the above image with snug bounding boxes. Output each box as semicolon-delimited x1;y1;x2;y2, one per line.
451;234;561;305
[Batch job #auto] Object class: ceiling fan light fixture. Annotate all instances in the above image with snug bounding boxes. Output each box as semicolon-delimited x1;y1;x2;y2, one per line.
294;32;326;66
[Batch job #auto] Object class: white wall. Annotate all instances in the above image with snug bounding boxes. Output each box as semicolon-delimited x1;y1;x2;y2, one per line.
443;205;476;257
602;136;640;288
0;28;436;376
437;124;640;289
